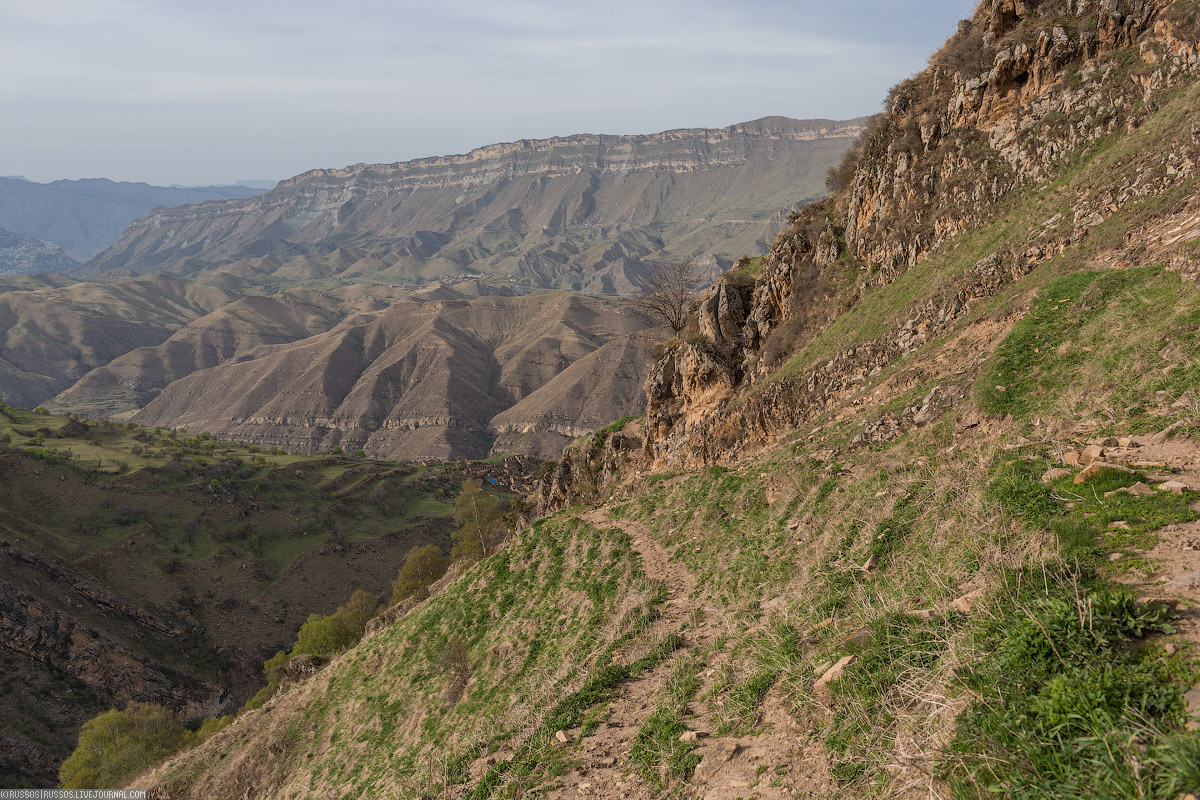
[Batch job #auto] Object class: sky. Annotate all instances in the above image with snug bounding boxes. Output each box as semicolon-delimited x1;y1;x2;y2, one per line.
0;0;977;187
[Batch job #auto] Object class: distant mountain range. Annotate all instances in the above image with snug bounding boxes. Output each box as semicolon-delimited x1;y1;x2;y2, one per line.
80;116;868;292
0;227;76;276
0;177;269;264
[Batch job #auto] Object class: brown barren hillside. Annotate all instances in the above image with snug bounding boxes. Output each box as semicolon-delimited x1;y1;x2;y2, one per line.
130;293;659;460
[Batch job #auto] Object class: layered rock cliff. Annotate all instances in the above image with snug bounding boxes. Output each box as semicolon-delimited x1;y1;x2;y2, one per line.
642;0;1200;469
0;532;227;786
80;117;868;291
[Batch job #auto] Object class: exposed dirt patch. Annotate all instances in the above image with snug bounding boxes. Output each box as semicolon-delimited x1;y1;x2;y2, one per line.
1110;436;1200;653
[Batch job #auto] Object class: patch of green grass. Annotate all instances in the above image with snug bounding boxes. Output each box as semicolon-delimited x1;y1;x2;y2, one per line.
867;486;922;564
629;650;706;791
945;579;1199;800
987;450;1197;561
978;266;1200;434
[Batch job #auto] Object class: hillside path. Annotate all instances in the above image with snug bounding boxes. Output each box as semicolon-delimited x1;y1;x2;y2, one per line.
543;508;809;800
542;507;710;799
1111;437;1200;655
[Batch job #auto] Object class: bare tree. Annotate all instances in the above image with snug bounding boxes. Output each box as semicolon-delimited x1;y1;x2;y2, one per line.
631;260;700;335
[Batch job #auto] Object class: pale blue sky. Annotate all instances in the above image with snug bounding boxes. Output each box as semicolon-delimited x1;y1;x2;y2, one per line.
0;0;977;186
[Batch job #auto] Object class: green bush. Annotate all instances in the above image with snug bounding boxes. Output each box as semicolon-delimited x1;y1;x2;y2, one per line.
293;589;379;657
245;589;380;710
59;703;191;789
392;544;450;604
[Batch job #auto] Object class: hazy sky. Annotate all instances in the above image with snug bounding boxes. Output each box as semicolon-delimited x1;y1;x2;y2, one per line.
0;0;976;186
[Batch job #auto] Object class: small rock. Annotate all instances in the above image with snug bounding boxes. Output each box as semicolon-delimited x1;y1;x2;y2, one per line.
1042;468;1072;483
861;553;880;571
679;730;707;743
694;739;741;783
1079;444;1106;465
1109;521;1132;531
842;627;872;648
1137;596;1181;610
1118;437;1138;448
1109;552;1124;561
1158;480;1190;494
1164;643;1177;655
814;655;856;702
1073;461;1133;485
1186;685;1200;731
951;589;985;615
555;730;570;744
1102;437;1121;448
906;608;937;620
1063;450;1082;466
1106;481;1155;497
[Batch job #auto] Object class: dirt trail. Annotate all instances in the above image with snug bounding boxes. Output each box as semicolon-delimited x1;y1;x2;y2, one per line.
542;508;704;800
1108;436;1200;655
540;509;819;800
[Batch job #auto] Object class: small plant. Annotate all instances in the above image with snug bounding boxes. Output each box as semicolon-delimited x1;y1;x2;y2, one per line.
946;578;1194;799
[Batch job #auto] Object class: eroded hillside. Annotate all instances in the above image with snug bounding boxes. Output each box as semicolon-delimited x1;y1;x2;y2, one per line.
0;276;661;460
126;292;658;461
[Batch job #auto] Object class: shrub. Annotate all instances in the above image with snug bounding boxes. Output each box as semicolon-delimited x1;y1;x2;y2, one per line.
59;703;191;789
391;544;450;604
825;143;862;194
292;589;379;657
947;585;1190;799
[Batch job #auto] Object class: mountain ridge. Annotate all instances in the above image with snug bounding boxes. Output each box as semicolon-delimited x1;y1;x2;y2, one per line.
0;178;267;262
79;116;868;290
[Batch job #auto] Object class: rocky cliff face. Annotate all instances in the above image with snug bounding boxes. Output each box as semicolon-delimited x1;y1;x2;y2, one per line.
0;535;228;786
642;0;1200;469
80;117;868;291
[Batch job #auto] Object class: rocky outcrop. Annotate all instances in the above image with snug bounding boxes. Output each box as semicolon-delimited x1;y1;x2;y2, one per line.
641;0;1200;469
0;539;225;718
536;418;646;513
0;588;224;718
0;535;231;785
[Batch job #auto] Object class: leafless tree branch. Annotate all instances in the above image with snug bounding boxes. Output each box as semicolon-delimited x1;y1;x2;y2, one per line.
630;260;700;335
